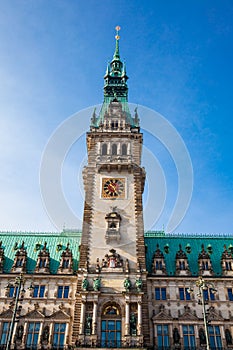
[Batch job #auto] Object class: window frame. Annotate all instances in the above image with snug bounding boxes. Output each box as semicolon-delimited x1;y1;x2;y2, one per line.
53;323;66;347
57;285;69;299
179;287;191;301
33;285;45;298
155;287;167;300
182;324;196;349
26;322;40;347
0;322;10;345
157;324;169;348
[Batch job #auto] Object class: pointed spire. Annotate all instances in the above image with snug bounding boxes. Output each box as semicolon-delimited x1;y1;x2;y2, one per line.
113;25;121;60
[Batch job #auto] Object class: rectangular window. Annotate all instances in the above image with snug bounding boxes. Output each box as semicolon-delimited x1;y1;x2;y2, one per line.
203;288;215;301
157;324;169;348
26;322;40;347
182;325;195;349
228;288;233;301
0;322;10;345
155;287;166;300
57;286;69;299
53;323;66;347
208;325;222;349
179;288;191;301
9;286;18;298
33;285;45;298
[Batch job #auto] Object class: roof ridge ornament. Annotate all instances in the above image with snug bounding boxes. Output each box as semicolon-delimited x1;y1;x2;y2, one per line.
113;25;121;60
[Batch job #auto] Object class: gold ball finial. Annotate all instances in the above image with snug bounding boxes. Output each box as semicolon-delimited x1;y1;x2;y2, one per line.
115;25;121;40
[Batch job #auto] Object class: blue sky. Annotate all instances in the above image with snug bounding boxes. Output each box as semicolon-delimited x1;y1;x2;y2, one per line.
0;0;233;233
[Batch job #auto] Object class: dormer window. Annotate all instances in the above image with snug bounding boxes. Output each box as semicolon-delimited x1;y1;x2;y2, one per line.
35;242;50;274
57;243;73;274
179;261;185;270
221;245;233;276
39;259;47;268
175;245;190;276
152;244;167;275
11;241;27;273
198;244;213;276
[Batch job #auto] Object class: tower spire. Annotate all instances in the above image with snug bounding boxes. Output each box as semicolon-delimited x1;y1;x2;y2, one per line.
113;25;121;60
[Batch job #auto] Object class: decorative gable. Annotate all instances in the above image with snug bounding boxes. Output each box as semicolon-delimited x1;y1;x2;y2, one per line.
179;305;198;321
0;309;13;319
11;241;27;273
175;244;191;276
57;242;73;274
35;242;50;274
152;244;167;275
152;305;173;322
49;309;70;320
198;244;213;276
23;309;45;320
221;245;233;276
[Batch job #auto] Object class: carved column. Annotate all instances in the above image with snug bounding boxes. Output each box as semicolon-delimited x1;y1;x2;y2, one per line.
137;301;142;336
80;299;86;335
38;322;43;346
125;301;130;335
92;301;98;335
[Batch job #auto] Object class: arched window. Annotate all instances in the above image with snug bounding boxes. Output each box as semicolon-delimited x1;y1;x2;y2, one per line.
102;144;107;155
112;144;117;155
155;261;162;270
122;144;127;155
179;261;185;270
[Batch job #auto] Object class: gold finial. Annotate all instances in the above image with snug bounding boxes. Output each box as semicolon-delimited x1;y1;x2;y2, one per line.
115;25;121;40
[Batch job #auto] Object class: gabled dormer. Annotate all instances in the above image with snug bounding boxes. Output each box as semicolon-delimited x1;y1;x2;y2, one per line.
57;243;73;274
35;242;50;274
0;241;4;273
11;241;27;273
221;244;233;276
175;244;191;276
198;244;213;276
152;244;167;275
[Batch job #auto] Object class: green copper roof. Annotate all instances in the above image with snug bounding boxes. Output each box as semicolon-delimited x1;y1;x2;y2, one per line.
0;230;81;274
145;232;233;276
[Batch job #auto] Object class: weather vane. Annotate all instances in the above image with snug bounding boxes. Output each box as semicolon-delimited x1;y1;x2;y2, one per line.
115;25;121;40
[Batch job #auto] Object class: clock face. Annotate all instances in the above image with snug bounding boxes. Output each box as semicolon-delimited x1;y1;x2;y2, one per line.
102;178;125;199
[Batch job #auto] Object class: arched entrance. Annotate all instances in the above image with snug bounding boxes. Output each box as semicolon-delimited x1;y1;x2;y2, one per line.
101;303;121;347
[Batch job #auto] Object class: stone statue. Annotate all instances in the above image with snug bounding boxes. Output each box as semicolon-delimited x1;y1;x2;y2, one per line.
135;278;143;291
42;325;49;343
173;327;180;344
86;315;92;329
16;325;24;341
225;329;233;345
93;278;101;291
130;313;137;335
199;328;206;345
82;278;89;291
124;278;131;291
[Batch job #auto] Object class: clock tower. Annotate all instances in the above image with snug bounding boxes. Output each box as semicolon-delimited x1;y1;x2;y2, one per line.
73;27;150;348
